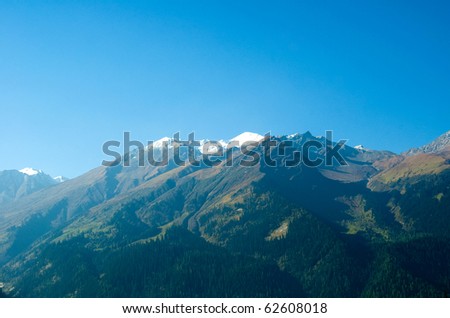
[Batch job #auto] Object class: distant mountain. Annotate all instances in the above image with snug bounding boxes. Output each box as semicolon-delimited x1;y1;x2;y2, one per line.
53;176;69;183
0;168;58;206
370;131;450;191
404;130;450;156
229;131;265;144
0;131;449;298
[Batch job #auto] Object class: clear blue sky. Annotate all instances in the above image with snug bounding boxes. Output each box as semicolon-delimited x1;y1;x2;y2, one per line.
1;1;449;178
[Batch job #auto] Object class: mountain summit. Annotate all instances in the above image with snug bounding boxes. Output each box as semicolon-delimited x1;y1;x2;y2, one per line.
0;130;448;298
229;132;265;144
404;130;450;156
0;168;69;206
18;167;43;176
0;169;58;205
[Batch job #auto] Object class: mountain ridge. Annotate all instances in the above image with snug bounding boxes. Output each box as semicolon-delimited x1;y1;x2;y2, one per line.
404;130;450;156
0;169;59;206
0;130;449;297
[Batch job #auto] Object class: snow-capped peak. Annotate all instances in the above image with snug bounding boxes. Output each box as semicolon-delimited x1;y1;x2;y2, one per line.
53;176;69;183
230;132;264;145
354;145;365;150
198;139;228;154
149;137;172;149
19;167;42;176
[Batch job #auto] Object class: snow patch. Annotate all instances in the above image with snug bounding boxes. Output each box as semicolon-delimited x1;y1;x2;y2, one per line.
19;167;41;176
230;132;264;145
148;137;172;149
198;139;228;154
53;176;69;183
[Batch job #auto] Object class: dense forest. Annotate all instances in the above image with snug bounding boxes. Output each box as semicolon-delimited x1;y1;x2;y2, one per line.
3;186;449;297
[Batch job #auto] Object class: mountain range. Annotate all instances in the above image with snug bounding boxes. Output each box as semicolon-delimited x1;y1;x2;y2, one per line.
0;168;67;206
0;130;449;297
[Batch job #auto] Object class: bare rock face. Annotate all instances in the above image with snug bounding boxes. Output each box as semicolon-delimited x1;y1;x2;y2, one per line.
404;131;450;156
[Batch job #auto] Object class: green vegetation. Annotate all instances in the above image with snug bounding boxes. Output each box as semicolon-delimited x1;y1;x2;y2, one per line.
2;184;449;298
0;134;449;298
